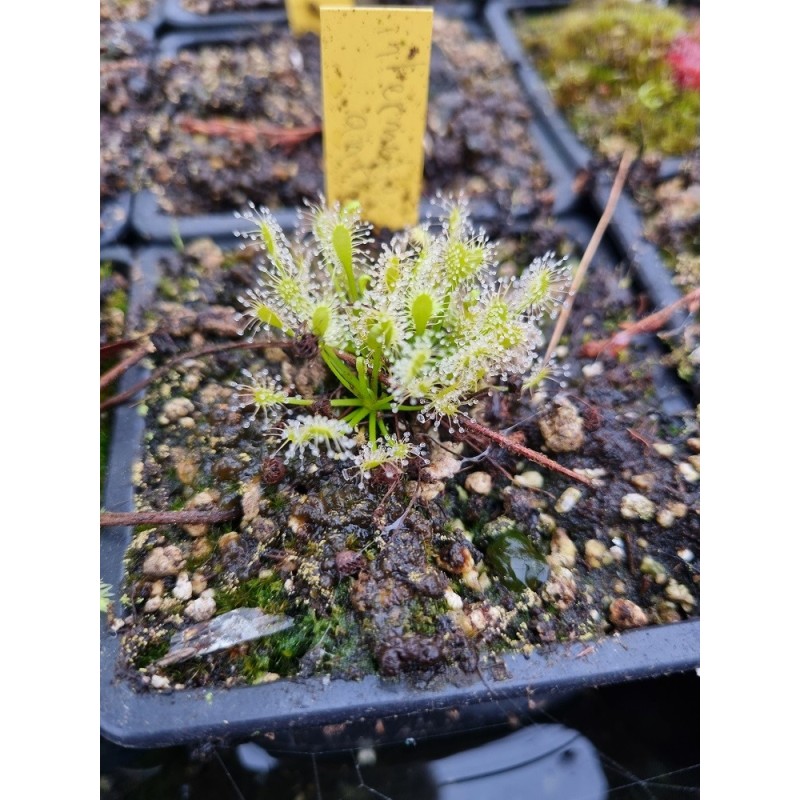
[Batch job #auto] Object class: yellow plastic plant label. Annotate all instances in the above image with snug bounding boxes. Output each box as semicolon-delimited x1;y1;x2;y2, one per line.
286;0;354;36
321;7;433;230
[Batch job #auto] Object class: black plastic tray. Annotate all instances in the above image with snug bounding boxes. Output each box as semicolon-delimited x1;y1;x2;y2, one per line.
161;0;483;31
485;0;696;321
162;0;285;31
130;9;570;241
101;209;698;751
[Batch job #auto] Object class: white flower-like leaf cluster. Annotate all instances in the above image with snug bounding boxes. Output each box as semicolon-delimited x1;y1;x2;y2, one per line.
232;196;569;480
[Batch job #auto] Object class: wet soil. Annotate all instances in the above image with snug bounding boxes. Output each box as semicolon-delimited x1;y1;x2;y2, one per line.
113;231;699;693
138;17;553;220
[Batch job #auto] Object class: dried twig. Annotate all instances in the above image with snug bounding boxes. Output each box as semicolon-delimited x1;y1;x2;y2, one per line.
459;417;594;488
100;509;238;527
580;288;700;358
100;339;291;411
178;115;321;149
100;340;153;391
544;151;636;363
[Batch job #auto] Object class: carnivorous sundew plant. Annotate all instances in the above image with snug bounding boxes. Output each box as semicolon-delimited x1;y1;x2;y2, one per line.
233;197;570;486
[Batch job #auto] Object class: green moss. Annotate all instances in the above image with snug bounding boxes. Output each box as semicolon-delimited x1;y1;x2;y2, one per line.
100;260;115;281
217;580;366;680
519;0;698;156
106;287;128;315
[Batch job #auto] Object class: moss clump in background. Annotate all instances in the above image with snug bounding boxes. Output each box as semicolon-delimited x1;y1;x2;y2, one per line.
519;0;699;156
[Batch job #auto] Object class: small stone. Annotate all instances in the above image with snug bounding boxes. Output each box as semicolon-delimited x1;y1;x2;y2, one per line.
687;454;700;472
514;470;544;490
172;572;193;601
149;580;165;597
620;493;656;521
653;442;675;458
251;517;278;544
191;572;207;596
218;532;240;553
144;596;163;613
631;473;656;493
584;539;611;569
582;362;604;378
609;545;625;563
185;590;216;622
465;471;492;496
162;397;194;422
142;545;185;577
542;567;577;610
150;675;170;690
608;599;649;630
678;548;695;563
191;537;212;562
665;579;695;612
555;487;582;514
613;580;626;594
418;480;445;502
653;600;682;624
424;449;463;481
444;589;464;610
678;462;700;483
462;569;483;593
657;508;675;528
241;480;261;524
537;513;557;535
641;555;669;585
548;528;577;569
172;448;199;486
539;396;585;453
179;417;195;429
687;437;700;452
667;501;688;519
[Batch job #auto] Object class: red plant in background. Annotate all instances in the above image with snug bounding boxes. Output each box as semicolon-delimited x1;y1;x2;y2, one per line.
667;30;700;91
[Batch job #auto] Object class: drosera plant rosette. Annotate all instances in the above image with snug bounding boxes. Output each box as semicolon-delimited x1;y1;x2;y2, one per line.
231;195;571;488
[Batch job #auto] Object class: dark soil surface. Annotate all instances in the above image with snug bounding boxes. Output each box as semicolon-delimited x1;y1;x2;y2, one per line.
112;230;699;693
138;17;553;220
101;0;156;23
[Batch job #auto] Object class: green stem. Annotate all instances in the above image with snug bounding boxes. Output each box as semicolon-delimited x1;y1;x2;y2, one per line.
377;416;390;439
345;407;370;428
330;397;363;407
368;412;377;444
371;350;381;396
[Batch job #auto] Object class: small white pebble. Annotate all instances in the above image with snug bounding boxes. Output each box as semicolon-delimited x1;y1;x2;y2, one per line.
465;471;493;496
582;362;604;378
555;487;582;514
656;508;675;528
444;589;464;611
151;675;170;690
513;471;544;490
653;442;675;458
678;462;700;483
678;548;695;563
620;493;656;521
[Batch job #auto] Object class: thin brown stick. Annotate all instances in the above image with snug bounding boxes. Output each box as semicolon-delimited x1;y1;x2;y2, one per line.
544;151;636;363
100;341;153;391
178;116;321;149
459;417;593;488
100;509;238;527
100;339;291;411
580;288;700;358
100;335;148;359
